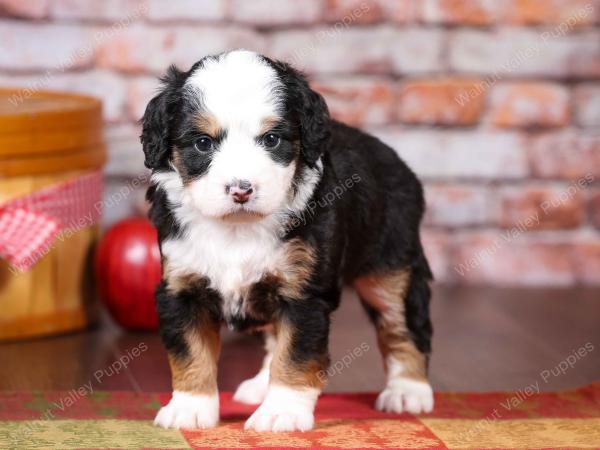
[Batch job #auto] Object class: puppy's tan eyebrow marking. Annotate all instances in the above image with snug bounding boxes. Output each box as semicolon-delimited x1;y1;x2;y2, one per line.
195;112;221;137
259;116;281;134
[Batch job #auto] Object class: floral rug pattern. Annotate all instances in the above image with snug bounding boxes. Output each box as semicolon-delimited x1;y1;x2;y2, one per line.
1;383;599;449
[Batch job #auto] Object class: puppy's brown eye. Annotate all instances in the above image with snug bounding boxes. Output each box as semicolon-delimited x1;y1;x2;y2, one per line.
263;133;280;148
195;135;213;152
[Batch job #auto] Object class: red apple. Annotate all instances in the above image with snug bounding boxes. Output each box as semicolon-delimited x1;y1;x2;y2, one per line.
95;218;161;330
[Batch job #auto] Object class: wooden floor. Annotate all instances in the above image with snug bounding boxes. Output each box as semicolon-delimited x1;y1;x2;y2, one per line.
1;286;599;394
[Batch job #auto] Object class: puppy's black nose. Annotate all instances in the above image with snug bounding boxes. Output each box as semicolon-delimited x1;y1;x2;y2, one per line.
227;180;253;204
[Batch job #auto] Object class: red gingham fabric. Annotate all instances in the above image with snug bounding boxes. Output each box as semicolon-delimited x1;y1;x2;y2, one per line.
0;171;103;272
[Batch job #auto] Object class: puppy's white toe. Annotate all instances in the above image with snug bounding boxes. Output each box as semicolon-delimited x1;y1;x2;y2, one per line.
375;378;434;414
154;391;219;429
244;384;319;432
246;407;314;432
233;368;269;405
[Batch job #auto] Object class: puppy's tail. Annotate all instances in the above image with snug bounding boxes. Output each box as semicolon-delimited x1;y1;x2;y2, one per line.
405;245;433;356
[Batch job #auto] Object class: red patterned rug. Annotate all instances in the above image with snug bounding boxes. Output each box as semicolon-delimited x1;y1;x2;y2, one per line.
1;383;599;449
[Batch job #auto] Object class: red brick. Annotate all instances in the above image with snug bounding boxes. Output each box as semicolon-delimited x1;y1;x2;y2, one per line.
96;26;169;73
372;129;528;180
424;184;496;227
229;0;323;26
528;131;600;180
588;190;600;230
574;84;600;128
423;0;500;25
324;0;383;24
312;77;395;126
0;0;47;18
450;29;600;78
96;25;265;74
572;239;600;285
146;0;226;21
49;0;148;21
453;233;576;286
490;83;570;128
0;23;94;71
324;0;420;24
398;78;486;126
503;0;596;25
378;0;422;23
499;185;585;230
422;230;451;282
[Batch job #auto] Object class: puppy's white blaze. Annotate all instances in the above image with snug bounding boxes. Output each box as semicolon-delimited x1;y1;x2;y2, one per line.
245;384;320;432
376;356;434;415
186;50;282;134
154;391;219;429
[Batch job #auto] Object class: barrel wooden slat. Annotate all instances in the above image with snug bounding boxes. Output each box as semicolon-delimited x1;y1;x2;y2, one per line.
0;262;32;317
0;89;104;341
0;88;101;135
32;251;55;316
0;126;103;157
0;145;106;177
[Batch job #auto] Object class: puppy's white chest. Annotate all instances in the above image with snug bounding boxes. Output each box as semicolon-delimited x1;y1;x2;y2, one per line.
162;219;282;316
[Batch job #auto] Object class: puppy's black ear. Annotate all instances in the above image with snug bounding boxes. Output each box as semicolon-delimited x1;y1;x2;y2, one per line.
297;80;330;167
271;60;330;167
140;65;184;170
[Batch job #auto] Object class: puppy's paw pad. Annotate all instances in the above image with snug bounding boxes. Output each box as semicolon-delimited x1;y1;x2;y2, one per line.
154;391;219;429
375;379;434;414
245;407;314;432
233;374;269;405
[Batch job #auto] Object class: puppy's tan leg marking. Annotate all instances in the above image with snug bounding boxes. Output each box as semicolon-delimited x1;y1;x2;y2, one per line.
354;269;433;414
155;319;221;429
244;320;325;432
169;321;221;394
233;331;276;405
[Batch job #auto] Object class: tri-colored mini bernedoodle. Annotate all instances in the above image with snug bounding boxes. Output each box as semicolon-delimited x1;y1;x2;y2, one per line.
142;50;434;432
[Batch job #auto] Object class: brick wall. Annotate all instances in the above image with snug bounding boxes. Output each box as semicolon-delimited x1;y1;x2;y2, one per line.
1;0;599;286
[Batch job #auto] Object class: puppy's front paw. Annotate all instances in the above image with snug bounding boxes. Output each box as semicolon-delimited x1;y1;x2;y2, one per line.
245;405;314;432
376;378;434;414
233;368;269;405
154;391;219;429
244;384;319;432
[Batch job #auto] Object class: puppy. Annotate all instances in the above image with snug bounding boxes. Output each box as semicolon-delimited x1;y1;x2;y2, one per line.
142;50;433;432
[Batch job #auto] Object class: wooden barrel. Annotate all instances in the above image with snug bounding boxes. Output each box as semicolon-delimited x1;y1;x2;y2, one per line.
0;88;106;341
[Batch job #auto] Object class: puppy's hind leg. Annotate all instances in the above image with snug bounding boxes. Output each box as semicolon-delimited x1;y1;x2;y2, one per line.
233;331;276;405
354;267;434;415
